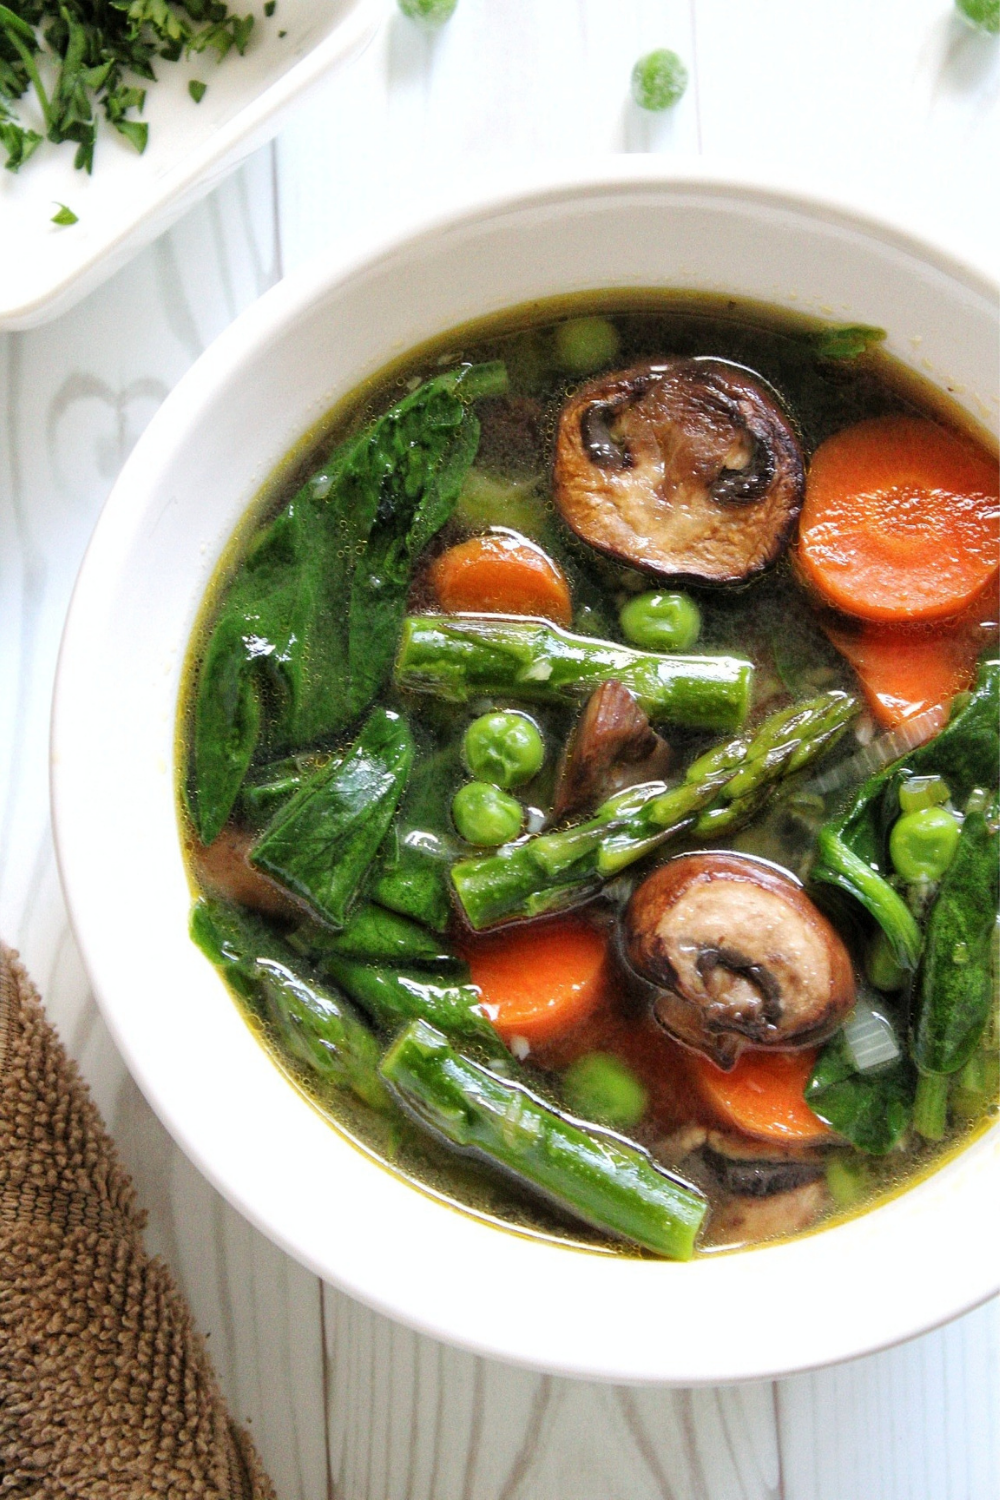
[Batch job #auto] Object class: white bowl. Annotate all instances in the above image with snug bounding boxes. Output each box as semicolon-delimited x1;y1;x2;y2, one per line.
52;163;999;1384
0;0;382;329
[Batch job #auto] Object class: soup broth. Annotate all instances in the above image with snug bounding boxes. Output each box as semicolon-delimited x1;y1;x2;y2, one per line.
180;294;999;1258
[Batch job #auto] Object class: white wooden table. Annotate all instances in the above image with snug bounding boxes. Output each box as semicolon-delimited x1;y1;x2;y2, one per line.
1;4;998;1495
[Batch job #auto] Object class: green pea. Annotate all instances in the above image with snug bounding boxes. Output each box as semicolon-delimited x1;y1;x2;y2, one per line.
898;775;950;815
619;591;701;651
955;0;998;35
825;1156;872;1210
865;929;907;992
563;1052;649;1130
553;316;621;375
452;781;523;846
631;49;689;112
889;806;962;883
463;711;544;789
398;0;457;21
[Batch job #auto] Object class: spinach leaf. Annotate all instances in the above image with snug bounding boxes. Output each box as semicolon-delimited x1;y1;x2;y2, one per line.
369;744;461;932
811;656;999;964
806;1031;915;1154
913;802;999;1075
250;709;414;929
321;954;507;1058
190;361;506;843
191;898;390;1113
295;902;459;969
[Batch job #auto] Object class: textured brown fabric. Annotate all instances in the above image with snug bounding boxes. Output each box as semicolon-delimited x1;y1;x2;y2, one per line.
0;944;275;1499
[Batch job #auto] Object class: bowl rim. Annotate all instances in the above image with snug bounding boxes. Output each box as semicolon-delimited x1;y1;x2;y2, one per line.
51;160;1000;1385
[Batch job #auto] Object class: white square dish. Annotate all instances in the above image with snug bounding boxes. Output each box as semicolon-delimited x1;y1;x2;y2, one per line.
0;0;382;329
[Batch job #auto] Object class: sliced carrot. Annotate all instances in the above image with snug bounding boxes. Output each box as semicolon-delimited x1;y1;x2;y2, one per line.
431;532;573;626
824;623;974;730
824;574;999;728
689;1047;831;1145
463;918;607;1047
798;415;999;626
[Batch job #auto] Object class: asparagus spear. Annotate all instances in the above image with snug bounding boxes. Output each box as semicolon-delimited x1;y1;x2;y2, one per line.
395;615;753;732
191;899;391;1113
452;690;858;929
381;1019;707;1258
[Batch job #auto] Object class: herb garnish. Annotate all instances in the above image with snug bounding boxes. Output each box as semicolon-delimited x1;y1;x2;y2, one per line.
50;199;77;223
0;0;257;175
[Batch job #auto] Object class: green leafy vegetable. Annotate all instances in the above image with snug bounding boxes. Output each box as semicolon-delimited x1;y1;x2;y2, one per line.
321;954;506;1057
190;362;506;842
806;1031;915;1154
191;897;390;1113
912;800;999;1076
250;708;413;929
50;201;77;224
369;744;459;932
0;0;255;174
812;656;999;966
811;324;887;361
188;78;206;102
295;902;458;969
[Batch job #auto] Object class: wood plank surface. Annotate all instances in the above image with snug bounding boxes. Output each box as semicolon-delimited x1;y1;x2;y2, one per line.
0;1;997;1495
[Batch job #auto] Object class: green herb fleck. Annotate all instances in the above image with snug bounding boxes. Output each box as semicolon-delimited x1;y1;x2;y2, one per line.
189;79;207;103
631;49;688;111
0;0;259;174
51;202;78;225
264;0;276;14
812;324;887;361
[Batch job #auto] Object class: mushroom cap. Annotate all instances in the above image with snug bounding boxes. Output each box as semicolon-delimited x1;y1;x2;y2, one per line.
624;851;854;1068
552;679;672;820
553;359;805;583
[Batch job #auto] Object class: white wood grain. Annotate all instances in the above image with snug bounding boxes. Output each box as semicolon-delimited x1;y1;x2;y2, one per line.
323;1284;781;1500
777;1299;1000;1500
0;146;332;1500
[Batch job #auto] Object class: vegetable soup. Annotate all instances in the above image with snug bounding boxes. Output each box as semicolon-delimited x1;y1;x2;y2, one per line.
180;295;999;1259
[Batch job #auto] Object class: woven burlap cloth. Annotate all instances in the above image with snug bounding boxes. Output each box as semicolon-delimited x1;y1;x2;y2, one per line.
0;944;276;1498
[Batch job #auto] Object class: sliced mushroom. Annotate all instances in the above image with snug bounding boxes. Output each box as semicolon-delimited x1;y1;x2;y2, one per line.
553;359;805;583
705;1178;829;1247
624;852;854;1069
700;1135;825;1199
552;679;672;819
193;824;304;922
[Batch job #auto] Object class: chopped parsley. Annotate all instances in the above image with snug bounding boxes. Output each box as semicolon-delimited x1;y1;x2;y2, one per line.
0;0;259;175
188;77;207;102
50;200;77;223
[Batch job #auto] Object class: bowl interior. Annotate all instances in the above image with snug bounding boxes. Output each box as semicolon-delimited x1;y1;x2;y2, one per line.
52;171;999;1384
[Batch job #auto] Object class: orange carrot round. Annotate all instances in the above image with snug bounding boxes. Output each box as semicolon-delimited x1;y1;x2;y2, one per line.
431;532;573;626
464;918;607;1047
823;623;975;730
689;1048;831;1145
798;416;999;625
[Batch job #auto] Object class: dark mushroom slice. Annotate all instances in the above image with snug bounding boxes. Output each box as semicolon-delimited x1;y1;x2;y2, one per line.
704;1179;829;1247
552;679;672;820
624;851;855;1069
700;1132;826;1199
193;824;306;923
553;359;805;583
